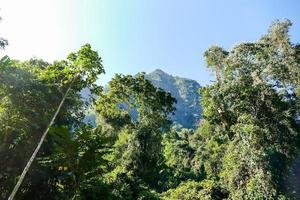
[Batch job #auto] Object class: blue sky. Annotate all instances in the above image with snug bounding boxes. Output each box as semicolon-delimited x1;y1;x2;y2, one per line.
1;0;300;85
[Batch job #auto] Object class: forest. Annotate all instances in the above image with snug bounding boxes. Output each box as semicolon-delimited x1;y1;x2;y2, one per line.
0;19;300;200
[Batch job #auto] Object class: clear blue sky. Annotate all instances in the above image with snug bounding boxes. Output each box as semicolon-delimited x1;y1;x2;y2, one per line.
79;0;300;85
2;0;300;86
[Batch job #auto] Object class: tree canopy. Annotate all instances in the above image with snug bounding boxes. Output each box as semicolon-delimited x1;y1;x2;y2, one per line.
0;19;299;200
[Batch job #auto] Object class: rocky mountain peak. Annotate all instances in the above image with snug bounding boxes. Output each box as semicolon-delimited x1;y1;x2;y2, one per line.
145;69;202;128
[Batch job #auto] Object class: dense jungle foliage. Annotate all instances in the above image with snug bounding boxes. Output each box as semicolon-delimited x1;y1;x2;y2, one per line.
0;20;299;199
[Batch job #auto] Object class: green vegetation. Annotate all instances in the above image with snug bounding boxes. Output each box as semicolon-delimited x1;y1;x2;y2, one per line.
0;20;299;199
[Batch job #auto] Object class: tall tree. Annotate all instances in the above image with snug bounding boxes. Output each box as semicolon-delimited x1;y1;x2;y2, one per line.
198;19;300;199
0;44;104;199
96;73;176;199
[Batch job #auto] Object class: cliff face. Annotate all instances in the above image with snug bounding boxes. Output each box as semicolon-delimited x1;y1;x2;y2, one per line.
145;69;202;128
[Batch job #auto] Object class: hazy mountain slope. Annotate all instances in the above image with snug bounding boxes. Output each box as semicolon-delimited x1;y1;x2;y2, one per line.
145;69;202;128
81;69;202;128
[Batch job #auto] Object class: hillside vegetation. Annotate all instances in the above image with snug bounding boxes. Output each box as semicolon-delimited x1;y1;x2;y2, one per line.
0;20;299;199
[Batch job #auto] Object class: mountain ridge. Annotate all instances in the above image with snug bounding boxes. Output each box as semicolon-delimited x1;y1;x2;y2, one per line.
145;69;202;128
83;69;202;128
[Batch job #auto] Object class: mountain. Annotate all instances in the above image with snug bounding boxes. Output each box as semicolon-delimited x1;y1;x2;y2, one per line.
81;69;202;129
145;69;202;128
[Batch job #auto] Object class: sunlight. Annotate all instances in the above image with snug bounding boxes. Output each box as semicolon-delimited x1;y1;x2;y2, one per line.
0;0;81;61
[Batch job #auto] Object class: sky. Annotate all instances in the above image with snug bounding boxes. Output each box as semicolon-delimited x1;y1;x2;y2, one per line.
0;0;300;86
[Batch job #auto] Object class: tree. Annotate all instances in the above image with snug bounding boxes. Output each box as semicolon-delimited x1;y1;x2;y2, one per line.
204;46;228;82
40;125;112;200
161;180;228;200
96;73;176;198
0;17;8;50
162;128;205;188
199;19;300;199
0;44;105;199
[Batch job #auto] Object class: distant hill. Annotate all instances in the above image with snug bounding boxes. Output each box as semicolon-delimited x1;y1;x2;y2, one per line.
145;69;202;128
81;69;202;129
